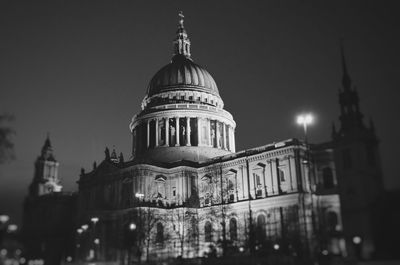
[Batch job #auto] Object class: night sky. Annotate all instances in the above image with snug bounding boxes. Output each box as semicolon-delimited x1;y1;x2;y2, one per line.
1;0;399;225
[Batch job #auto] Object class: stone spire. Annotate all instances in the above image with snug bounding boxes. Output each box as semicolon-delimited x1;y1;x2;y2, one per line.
172;11;191;59
335;43;367;138
41;133;55;161
340;41;352;91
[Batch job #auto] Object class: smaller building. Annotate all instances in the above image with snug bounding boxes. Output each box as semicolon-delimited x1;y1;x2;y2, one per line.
22;136;76;265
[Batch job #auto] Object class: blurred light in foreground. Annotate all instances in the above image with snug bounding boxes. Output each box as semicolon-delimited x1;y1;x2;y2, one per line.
129;223;136;230
322;249;329;255
20;257;26;264
273;244;280;250
66;256;72;262
81;224;89;230
0;249;7;256
0;215;9;223
353;236;362;244
91;217;99;224
135;193;144;198
94;238;100;245
7;224;18;232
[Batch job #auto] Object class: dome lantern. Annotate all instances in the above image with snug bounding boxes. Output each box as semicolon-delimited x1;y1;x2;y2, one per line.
173;11;191;59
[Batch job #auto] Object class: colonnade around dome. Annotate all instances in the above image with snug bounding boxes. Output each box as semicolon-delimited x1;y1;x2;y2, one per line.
131;115;235;158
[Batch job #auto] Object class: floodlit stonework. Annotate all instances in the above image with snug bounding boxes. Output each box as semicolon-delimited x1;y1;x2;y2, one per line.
23;13;387;265
75;14;346;263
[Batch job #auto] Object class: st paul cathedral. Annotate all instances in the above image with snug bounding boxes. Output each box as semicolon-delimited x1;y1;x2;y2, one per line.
23;13;386;265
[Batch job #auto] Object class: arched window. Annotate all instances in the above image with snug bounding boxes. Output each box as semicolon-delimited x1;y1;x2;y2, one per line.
205;221;212;242
229;218;237;241
323;167;334;189
256;214;266;242
156;222;164;243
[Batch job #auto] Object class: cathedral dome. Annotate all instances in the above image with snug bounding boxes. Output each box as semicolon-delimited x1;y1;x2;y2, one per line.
129;12;236;163
147;55;219;97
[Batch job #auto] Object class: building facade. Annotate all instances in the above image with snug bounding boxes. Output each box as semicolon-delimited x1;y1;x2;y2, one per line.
23;137;76;264
74;14;364;264
21;13;388;265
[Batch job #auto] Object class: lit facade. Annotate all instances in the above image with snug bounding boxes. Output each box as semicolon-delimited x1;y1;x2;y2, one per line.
75;15;349;263
21;13;387;265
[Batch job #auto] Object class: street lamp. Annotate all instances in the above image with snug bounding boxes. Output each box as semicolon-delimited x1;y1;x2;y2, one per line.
296;113;315;259
90;217;99;224
135;193;144;200
129;223;137;231
296;113;314;143
90;217;100;261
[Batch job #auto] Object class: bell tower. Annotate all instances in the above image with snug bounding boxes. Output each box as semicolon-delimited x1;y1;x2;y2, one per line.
332;45;384;259
29;135;62;197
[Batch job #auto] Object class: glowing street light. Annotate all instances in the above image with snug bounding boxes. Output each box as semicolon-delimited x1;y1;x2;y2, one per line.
273;244;280;250
296;113;314;142
353;236;362;245
0;215;9;224
90;217;99;224
129;223;136;231
81;224;89;231
77;228;83;234
135;193;144;199
94;238;100;245
7;224;18;232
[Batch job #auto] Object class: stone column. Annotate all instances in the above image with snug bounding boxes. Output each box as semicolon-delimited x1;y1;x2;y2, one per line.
197;118;201;146
165;118;169;146
216;121;220;148
155;118;159;147
186;117;191;146
175;117;180;146
222;123;226;150
208;119;212;147
146;120;150;148
232;128;236;152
